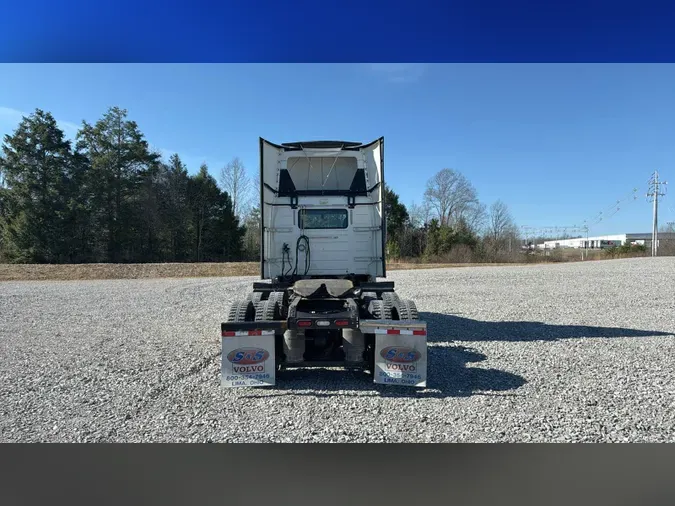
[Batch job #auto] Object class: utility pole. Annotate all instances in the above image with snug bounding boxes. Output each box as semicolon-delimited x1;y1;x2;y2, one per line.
647;171;668;257
581;222;589;260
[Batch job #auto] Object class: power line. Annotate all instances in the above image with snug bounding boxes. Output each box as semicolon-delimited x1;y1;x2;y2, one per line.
520;224;590;259
522;171;674;260
521;185;642;261
646;171;668;256
584;187;639;227
525;187;640;237
520;225;587;238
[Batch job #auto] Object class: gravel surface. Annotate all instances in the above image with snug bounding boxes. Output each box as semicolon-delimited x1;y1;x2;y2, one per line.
1;257;674;442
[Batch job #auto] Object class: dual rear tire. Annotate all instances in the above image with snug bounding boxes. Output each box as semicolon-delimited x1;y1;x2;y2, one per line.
226;294;286;370
363;293;419;376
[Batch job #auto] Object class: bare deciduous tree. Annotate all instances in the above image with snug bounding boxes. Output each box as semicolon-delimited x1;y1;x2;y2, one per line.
424;168;480;227
659;221;675;233
408;200;431;228
486;200;518;250
248;173;260;210
219;157;251;218
464;202;487;234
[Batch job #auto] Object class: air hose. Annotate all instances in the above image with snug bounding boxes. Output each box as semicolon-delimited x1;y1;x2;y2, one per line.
293;235;311;276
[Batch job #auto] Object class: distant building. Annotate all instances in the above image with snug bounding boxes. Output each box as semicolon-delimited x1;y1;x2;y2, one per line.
536;232;675;250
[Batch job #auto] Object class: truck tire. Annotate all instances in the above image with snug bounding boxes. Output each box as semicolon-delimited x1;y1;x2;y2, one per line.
255;299;280;321
253;298;284;369
393;299;419;320
267;291;287;318
227;300;255;322
381;292;400;305
367;299;392;320
246;292;263;304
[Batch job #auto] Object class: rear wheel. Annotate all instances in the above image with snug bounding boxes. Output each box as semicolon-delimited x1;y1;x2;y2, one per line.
393;299;419;320
367;299;392;320
267;291;288;318
255;299;281;321
246;292;264;304
381;291;400;306
227;299;255;322
254;298;284;368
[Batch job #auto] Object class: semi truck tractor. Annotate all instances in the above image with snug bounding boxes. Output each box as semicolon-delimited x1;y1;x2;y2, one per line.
221;137;428;388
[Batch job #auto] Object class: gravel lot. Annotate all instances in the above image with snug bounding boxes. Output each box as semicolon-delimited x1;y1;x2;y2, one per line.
1;257;674;442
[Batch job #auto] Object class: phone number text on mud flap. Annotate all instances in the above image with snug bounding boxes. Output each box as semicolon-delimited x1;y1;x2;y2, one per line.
378;370;422;381
225;374;271;381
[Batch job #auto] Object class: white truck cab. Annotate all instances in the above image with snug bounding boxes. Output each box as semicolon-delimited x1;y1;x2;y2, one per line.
221;138;428;389
259;138;386;281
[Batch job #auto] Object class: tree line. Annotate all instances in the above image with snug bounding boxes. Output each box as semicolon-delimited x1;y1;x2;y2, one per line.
0;107;244;263
0;106;520;264
382;169;520;263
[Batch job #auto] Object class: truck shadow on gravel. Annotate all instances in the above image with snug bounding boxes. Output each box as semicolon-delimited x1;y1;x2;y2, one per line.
242;344;527;399
241;312;672;399
420;311;674;343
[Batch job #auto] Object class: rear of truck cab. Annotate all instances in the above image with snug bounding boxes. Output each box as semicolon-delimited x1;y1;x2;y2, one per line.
221;138;427;388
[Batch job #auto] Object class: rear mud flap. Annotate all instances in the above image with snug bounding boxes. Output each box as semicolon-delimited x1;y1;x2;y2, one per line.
219;319;427;388
221;331;276;387
360;320;428;387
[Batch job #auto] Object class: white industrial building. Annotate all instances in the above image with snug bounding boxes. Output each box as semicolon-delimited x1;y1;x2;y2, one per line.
536;232;675;250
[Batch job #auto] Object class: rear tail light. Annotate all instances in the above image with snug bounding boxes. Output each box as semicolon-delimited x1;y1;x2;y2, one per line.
412;330;426;336
297;320;312;327
334;320;350;326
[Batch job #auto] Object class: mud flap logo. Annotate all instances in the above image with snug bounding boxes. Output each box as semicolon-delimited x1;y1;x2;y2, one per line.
380;346;421;372
227;347;269;373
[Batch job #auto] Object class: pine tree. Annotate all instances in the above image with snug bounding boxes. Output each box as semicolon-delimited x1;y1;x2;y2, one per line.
384;184;409;241
75;106;160;262
163;154;192;261
188;164;244;262
63;149;97;262
0;109;75;263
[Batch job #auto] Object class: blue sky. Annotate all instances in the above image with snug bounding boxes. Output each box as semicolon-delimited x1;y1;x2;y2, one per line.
1;63;675;236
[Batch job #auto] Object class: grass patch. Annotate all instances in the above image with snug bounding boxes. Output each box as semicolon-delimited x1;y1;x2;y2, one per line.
0;260;533;281
0;262;260;281
2;253;659;281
